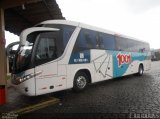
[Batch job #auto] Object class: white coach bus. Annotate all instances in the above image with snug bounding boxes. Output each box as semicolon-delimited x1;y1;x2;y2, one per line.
11;20;151;96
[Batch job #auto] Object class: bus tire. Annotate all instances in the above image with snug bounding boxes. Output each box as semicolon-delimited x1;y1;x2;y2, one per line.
137;64;144;76
73;72;88;92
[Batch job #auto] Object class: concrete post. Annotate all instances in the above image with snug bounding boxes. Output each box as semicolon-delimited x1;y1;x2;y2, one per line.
0;8;7;104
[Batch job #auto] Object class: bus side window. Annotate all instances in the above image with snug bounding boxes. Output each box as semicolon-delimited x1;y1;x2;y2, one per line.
96;35;99;49
85;34;92;49
115;36;128;51
73;29;97;52
83;29;97;50
98;33;116;50
63;26;75;51
98;35;105;49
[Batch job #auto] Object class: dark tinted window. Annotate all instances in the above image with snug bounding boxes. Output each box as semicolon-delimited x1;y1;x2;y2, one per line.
98;33;116;50
138;42;150;53
73;29;97;52
115;36;128;51
63;25;75;47
117;37;150;52
44;24;75;48
127;39;138;52
73;28;149;53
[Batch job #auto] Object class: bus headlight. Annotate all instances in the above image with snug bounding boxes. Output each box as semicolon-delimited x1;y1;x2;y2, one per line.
12;74;32;85
15;77;26;83
12;72;40;85
21;75;32;82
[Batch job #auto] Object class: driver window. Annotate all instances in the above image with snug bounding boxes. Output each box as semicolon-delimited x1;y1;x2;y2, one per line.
35;32;57;65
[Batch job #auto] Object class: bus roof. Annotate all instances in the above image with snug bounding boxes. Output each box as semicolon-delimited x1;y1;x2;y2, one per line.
38;20;148;44
39;20;115;34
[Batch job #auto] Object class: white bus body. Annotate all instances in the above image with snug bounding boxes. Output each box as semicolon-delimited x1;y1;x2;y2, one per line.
11;20;151;96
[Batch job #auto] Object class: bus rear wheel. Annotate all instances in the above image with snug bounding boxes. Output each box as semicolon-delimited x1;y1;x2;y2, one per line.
73;72;88;92
137;64;144;76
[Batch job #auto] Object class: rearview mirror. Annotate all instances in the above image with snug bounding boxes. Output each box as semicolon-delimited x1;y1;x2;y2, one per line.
6;41;20;73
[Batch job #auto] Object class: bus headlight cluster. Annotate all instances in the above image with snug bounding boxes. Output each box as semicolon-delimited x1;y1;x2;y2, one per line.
16;74;33;83
13;72;41;85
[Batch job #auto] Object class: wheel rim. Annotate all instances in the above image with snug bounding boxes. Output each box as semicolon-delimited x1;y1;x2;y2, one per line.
76;76;87;89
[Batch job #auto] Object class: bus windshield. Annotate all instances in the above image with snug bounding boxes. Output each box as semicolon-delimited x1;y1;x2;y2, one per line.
16;44;33;70
15;33;35;73
14;24;75;73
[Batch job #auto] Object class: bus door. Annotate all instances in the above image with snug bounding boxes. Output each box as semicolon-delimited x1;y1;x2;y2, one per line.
34;61;58;95
32;28;66;95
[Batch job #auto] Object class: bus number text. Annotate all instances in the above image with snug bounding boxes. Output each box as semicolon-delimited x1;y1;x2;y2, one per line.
117;53;132;67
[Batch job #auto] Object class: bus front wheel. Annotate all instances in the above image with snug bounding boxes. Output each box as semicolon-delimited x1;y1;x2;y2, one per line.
73;72;88;92
137;64;144;76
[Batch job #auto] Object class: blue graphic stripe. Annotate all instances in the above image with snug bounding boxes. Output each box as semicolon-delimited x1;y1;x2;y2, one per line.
69;50;90;64
112;51;147;77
